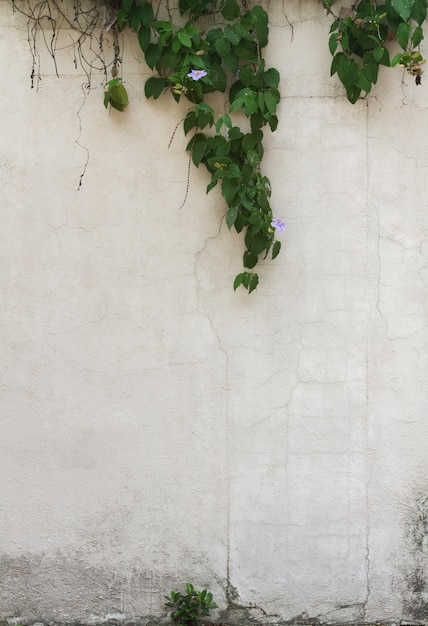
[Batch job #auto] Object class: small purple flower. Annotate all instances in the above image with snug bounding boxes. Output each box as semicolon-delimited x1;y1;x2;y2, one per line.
271;217;286;233
187;69;207;81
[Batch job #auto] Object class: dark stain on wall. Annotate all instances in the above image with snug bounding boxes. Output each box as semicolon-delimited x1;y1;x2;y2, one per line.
0;552;171;623
403;493;428;622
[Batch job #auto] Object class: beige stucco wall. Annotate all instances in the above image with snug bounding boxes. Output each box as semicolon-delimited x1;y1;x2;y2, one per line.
0;0;427;623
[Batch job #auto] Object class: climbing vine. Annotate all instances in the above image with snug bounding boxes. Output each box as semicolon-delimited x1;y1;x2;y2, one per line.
11;0;428;290
109;0;283;293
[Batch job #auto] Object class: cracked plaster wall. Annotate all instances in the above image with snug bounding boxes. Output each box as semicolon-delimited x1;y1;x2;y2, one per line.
0;0;427;623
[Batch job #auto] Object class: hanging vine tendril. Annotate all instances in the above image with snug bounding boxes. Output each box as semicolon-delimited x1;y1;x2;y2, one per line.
12;0;122;88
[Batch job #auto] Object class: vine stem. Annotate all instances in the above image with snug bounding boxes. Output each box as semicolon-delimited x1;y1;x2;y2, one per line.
177;146;193;210
167;117;192;209
168;117;184;149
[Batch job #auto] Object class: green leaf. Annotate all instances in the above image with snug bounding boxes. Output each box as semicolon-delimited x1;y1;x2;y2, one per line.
138;25;151;52
243;250;258;269
346;84;361;103
363;62;379;84
339;55;355;84
356;67;372;92
215;114;232;133
206;27;222;44
225;164;242;179
263;68;280;88
191;134;207;167
233;273;245;290
242;94;259;116
153;20;172;32
183;112;197;135
330;18;340;33
234;39;258;60
196;102;214;113
378;46;391;66
264;91;278;115
272;240;281;259
329;32;339;55
117;8;128;30
210;64;227;92
207;178;218;193
177;30;192;47
248;273;259;293
129;5;144;31
222;177;241;204
144;76;165;99
207;155;232;169
340;29;350;54
248;232;269;255
215;138;231;156
396;21;411;49
221;0;241;20
223;51;239;73
123;0;132;14
239;65;254;86
242;131;261;152
215;37;231;57
246;149;260;168
412;25;424;46
391;52;405;66
373;46;386;62
411;0;427;24
269;115;279;132
258;91;266;113
145;44;162;69
141;0;154;25
390;0;414;20
229;126;243;140
241;164;253;184
253;7;268;47
331;52;349;78
224;24;241;45
229;97;246;113
226;206;239;229
248;211;263;225
234;212;245;232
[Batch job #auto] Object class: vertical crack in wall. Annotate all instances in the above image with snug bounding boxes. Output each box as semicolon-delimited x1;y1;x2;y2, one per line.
363;97;372;620
193;277;232;605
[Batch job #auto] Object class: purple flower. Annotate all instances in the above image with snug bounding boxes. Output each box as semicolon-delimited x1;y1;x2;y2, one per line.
271;218;286;233
187;69;207;81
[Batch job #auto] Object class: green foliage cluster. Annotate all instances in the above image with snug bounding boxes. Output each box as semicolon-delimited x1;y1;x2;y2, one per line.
109;0;283;293
326;0;427;102
164;583;218;626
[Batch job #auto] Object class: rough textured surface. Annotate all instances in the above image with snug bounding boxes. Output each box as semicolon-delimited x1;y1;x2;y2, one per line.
0;0;427;624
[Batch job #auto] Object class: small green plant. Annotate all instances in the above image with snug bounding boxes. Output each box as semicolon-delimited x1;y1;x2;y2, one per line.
164;583;218;626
